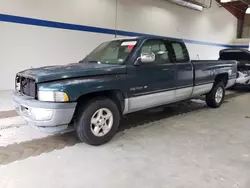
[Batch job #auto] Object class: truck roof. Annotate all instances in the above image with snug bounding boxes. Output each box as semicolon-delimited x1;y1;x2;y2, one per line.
220;48;250;54
220;48;250;61
112;36;183;43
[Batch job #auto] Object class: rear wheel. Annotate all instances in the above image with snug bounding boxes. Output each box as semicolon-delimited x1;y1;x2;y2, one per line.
75;98;121;146
206;82;225;108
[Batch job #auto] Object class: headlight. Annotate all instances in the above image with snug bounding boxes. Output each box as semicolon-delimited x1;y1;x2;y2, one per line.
38;91;69;102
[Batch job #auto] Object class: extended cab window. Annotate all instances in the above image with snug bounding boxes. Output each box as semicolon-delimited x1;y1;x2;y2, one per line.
171;42;189;62
82;40;137;64
140;40;170;64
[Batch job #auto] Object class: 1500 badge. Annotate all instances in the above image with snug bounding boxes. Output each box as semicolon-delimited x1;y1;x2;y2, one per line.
130;86;148;91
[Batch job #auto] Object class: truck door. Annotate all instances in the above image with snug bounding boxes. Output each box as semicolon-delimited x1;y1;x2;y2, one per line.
127;39;176;112
169;41;193;100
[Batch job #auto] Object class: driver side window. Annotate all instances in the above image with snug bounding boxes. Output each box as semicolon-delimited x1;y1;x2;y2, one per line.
140;40;170;64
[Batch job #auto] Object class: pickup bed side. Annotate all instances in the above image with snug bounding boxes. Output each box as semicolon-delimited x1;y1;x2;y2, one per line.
192;60;237;90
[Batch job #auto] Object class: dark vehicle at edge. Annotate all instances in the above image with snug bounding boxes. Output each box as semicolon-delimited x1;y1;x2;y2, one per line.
220;48;250;86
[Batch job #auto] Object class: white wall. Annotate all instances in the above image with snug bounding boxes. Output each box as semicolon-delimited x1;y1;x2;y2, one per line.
116;0;237;59
0;0;238;90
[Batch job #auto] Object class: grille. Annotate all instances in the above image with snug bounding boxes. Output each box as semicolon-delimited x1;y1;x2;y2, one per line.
16;76;36;98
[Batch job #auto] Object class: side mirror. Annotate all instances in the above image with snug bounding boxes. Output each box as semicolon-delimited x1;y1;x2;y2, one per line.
134;52;155;65
141;52;155;63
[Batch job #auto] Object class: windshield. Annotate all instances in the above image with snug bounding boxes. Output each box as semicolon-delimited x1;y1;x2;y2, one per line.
81;40;137;64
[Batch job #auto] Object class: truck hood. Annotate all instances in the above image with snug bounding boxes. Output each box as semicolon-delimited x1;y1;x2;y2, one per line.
17;63;126;83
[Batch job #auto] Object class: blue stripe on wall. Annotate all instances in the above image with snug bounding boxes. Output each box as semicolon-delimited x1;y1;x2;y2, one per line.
0;13;248;49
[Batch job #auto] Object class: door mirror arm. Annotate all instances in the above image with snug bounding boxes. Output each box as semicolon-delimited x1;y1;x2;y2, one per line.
134;57;141;66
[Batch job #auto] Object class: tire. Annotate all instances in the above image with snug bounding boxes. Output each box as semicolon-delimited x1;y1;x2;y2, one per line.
74;98;121;146
206;82;225;108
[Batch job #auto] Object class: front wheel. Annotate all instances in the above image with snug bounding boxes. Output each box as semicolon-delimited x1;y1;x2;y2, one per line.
206;82;225;108
75;98;121;146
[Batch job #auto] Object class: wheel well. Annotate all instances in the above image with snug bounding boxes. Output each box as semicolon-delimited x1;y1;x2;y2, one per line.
76;90;125;113
215;73;228;86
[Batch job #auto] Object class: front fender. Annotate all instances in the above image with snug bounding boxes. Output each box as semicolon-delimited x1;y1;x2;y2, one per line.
38;75;128;101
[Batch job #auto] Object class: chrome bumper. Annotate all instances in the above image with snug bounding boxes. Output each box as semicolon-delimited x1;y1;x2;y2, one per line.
235;72;250;85
226;78;236;89
13;92;77;133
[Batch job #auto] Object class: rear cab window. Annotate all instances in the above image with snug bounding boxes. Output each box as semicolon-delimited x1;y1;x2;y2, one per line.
170;41;189;62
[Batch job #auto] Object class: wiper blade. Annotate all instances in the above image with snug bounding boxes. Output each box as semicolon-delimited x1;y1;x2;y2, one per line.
78;59;86;63
79;59;101;64
88;60;100;63
86;60;102;64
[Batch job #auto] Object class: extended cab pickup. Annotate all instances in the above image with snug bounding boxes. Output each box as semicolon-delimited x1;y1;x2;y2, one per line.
13;36;237;145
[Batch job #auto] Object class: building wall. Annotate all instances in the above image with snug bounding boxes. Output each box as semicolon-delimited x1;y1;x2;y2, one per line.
0;0;240;90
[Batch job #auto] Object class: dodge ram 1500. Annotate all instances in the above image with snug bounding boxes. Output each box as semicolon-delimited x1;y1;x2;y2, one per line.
13;36;237;145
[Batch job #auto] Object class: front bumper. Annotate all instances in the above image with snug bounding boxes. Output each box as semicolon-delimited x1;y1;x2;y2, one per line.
13;92;77;133
235;71;250;85
226;78;236;89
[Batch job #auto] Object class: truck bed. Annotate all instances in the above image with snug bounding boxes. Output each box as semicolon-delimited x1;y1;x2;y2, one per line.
191;60;237;86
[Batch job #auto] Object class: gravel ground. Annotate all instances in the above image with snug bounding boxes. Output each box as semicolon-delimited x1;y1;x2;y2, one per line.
0;91;249;188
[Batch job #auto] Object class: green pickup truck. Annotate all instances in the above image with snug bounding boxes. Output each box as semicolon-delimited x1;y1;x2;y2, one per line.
13;36;237;145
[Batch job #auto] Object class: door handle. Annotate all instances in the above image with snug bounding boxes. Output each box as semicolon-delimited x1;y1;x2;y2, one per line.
184;67;192;70
163;68;175;73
